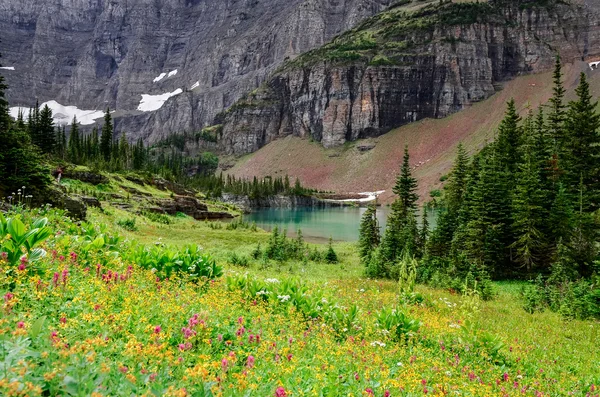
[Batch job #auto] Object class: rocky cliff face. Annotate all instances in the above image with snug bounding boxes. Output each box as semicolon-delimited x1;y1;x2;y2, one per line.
0;0;392;141
220;0;600;154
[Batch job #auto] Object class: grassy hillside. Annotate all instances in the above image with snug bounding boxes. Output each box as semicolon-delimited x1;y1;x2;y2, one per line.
226;62;600;203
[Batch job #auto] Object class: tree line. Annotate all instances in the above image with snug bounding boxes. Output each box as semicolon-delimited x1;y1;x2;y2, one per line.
359;57;600;318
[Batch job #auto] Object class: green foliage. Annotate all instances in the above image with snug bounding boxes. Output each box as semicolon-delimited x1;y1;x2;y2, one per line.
116;217;138;231
228;252;250;267
142;210;173;225
324;237;339;264
358;204;380;265
0;214;51;274
125;244;222;282
375;307;421;343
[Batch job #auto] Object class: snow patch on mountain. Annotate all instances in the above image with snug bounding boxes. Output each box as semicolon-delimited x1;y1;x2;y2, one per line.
137;89;183;112
9;100;105;125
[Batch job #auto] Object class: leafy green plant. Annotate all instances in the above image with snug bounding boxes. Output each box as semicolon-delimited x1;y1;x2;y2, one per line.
0;214;51;270
375;307;421;343
228;252;250;267
116;217;137;231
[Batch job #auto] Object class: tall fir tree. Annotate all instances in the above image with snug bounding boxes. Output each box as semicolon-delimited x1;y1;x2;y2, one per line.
548;55;566;152
100;108;113;162
358;204;380;266
428;144;470;258
511;111;547;273
563;73;600;210
496;98;522;178
393;145;419;217
68;116;81;163
380;146;420;272
37;104;56;153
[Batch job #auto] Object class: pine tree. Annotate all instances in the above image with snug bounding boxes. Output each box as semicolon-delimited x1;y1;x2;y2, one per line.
27;101;40;147
119;131;129;168
37;104;56;153
380;146;420;271
428;144;470;258
446;143;469;213
548;55;566;151
393;145;419;217
563;73;600;209
100;108;113;162
548;183;573;247
0;60;9;133
358;204;380;265
496;99;522;177
15;109;25;131
0;61;50;198
418;206;429;257
325;237;338;264
68;116;81;163
511;111;546;273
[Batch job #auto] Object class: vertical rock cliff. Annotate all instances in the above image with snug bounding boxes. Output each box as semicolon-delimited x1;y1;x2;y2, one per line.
220;0;600;154
0;0;392;140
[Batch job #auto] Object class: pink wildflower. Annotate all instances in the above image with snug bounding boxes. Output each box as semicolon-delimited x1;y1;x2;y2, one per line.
274;387;287;397
247;355;255;368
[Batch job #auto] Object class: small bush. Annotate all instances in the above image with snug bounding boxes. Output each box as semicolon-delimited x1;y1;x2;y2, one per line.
228;252;250;268
325;237;338;264
117;218;138;231
142;211;172;225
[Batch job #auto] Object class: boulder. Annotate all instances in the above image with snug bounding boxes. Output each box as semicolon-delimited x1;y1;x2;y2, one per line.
80;196;102;208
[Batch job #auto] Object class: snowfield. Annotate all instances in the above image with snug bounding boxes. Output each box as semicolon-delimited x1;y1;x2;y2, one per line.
9;100;105;125
137;89;183;112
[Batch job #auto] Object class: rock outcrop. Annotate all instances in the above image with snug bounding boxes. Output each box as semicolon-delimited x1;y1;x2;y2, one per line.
148;196;234;220
220;0;600;154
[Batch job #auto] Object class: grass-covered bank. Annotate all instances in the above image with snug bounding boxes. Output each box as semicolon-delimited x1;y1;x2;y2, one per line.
1;206;598;396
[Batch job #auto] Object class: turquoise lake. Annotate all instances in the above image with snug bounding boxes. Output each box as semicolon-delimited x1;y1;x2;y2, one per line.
243;206;436;242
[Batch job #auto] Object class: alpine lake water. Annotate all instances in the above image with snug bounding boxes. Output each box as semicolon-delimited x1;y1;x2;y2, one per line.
243;206;437;242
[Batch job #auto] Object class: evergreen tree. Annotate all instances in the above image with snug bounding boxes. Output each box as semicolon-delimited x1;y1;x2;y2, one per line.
548;55;566;151
119;131;129;168
418;206;429;257
15;109;25;131
37;104;56;153
0;59;9;133
428;144;470;258
68;116;81;163
27;101;40;147
380;146;420;272
511;111;546;273
393;145;419;217
358;204;380;265
563;73;600;209
325;237;338;264
0;61;50;198
100;108;113;162
496;98;522;178
548;183;573;247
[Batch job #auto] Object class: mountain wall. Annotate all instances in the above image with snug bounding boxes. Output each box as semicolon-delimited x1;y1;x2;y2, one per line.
220;0;600;154
0;0;392;140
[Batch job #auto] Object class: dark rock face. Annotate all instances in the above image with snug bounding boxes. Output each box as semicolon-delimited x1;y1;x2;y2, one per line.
0;0;392;141
80;196;102;208
220;193;342;212
220;1;600;154
149;195;233;219
61;171;109;186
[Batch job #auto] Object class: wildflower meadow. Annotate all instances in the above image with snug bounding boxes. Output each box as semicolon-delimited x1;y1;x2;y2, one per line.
0;207;598;397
